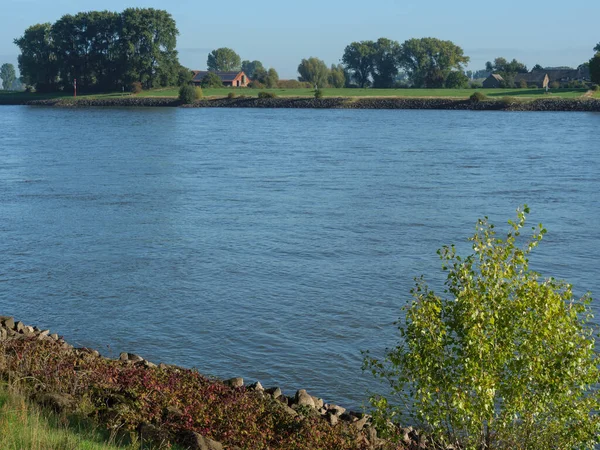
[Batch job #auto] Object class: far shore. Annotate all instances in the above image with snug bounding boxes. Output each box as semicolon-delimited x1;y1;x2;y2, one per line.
1;95;600;112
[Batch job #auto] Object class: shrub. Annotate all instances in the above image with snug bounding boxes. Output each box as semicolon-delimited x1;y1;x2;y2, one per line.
200;72;223;88
445;71;469;89
227;92;236;99
248;80;265;89
518;79;528;88
276;79;312;89
499;96;519;107
469;91;486;102
364;207;600;449
1;338;364;450
549;81;560;89
257;91;277;99
592;84;600;92
314;88;323;99
178;84;198;104
131;82;143;94
195;86;203;99
469;81;483;89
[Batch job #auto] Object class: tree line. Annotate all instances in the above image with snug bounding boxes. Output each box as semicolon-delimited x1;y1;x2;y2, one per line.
11;7;600;92
207;38;471;89
14;8;187;93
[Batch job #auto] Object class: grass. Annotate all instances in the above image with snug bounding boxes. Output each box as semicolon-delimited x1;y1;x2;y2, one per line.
0;87;590;101
0;384;145;450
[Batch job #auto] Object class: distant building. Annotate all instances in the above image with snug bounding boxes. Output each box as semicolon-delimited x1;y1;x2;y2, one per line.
482;74;504;88
191;71;251;87
542;67;590;85
514;72;549;88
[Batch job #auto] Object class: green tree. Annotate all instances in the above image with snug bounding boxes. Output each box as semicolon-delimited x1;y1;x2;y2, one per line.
14;23;58;92
486;57;528;77
399;37;470;88
590;53;600;84
265;68;279;88
371;38;401;88
207;48;241;72
176;65;192;86
328;64;345;88
342;40;375;88
531;63;544;71
241;60;264;79
594;43;600;52
297;57;329;88
365;207;600;449
0;63;16;90
200;72;223;88
445;70;469;88
119;8;180;89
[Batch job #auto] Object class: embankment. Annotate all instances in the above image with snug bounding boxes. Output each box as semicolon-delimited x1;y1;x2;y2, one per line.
0;315;427;450
3;95;600;111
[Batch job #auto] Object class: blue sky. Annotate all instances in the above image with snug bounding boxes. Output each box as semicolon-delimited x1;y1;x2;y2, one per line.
1;0;598;79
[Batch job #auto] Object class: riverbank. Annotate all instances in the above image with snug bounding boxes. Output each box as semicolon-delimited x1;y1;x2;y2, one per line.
2;95;600;111
0;316;426;450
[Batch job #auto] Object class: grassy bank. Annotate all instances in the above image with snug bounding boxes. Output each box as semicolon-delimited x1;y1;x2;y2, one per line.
0;384;143;450
0;316;388;450
0;87;590;102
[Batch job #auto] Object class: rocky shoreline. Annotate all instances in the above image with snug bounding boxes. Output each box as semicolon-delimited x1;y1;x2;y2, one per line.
0;315;428;449
1;95;600;111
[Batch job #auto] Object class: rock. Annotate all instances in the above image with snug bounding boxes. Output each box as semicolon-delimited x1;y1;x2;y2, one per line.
248;381;264;392
50;333;59;341
281;404;298;417
139;423;170;446
327;412;339;426
178;431;223;450
15;321;25;333
0;328;7;341
24;326;35;334
126;353;143;362
119;352;129;362
2;317;15;330
38;329;50;337
144;360;157;368
224;377;243;388
340;412;355;422
353;416;369;431
311;396;324;409
276;394;288;405
326;404;346;416
295;389;315;408
36;392;74;412
265;387;282;398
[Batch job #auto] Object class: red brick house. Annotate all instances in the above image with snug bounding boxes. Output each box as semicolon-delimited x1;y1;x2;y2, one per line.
191;71;251;87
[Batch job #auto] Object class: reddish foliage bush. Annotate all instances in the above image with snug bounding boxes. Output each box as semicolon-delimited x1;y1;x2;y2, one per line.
0;339;365;449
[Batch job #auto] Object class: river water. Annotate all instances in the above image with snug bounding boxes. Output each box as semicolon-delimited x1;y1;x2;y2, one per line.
1;106;599;409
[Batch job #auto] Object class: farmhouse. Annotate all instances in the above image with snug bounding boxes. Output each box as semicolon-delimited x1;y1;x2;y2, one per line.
514;72;549;88
542;67;590;85
482;74;504;88
192;71;251;87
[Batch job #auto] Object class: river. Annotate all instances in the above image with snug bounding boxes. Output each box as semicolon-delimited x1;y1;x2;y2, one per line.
1;106;599;409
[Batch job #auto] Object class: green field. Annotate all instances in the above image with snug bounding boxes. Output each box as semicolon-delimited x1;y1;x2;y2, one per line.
0;87;591;101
